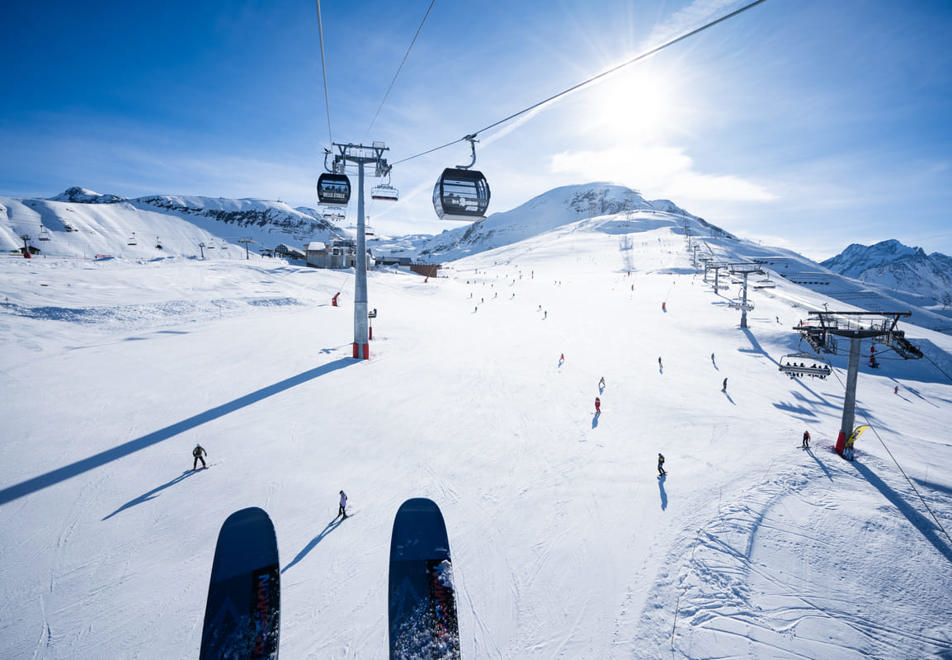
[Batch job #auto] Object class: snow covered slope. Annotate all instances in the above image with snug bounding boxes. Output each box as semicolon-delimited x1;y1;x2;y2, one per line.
0;187;348;259
2;206;951;658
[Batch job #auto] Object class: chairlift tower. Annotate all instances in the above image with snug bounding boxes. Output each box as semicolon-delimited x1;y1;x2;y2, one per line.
326;141;390;360
238;238;254;260
705;263;730;292
790;311;920;456
728;263;763;328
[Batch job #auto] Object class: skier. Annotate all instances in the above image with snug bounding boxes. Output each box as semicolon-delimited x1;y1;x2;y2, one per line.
559;353;565;365
543;310;547;319
598;376;606;390
658;356;663;369
658;453;666;477
722;377;728;393
338;490;348;519
594;397;601;413
802;430;811;449
711;352;715;364
662;302;667;312
894;385;899;395
192;444;207;470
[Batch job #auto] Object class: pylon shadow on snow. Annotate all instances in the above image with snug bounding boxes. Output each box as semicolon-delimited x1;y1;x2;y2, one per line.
282;517;345;573
0;357;355;507
102;470;197;520
852;460;952;564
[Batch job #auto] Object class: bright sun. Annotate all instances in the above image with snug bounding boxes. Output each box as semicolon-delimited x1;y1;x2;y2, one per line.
582;66;682;143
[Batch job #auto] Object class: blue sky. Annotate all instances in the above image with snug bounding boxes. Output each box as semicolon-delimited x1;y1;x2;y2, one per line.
2;0;951;260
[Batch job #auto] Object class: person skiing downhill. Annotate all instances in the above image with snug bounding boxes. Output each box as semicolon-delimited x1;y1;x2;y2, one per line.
802;430;811;449
594;397;601;413
192;444;207;470
598;376;606;390
338;490;348;519
722;377;728;393
658;453;666;477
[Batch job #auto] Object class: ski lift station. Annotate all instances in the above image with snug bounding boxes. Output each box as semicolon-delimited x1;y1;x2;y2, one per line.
305;240;373;270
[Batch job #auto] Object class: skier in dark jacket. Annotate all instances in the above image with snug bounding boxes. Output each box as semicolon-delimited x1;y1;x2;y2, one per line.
658;453;666;477
338;490;348;519
802;430;810;448
192;444;207;470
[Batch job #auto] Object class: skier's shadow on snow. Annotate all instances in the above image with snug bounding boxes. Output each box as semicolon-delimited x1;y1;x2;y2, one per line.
0;357;355;507
722;391;736;405
803;447;833;482
102;470;197;520
282;517;345;573
658;475;667;510
852;460;952;564
592;412;600;428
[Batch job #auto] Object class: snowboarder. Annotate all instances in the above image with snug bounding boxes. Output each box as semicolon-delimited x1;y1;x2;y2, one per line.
722;377;728;392
658;453;666;477
594;397;601;413
192;444;207;470
802;430;811;449
338;490;348;519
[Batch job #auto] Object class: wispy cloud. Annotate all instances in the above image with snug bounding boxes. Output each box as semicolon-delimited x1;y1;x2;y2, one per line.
549;145;776;203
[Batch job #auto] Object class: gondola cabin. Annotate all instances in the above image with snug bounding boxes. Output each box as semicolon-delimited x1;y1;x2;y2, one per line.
317;173;351;207
433;168;490;221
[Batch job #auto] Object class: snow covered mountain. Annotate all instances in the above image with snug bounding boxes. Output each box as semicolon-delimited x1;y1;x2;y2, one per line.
0;187;349;259
822;239;952;307
412;182;733;262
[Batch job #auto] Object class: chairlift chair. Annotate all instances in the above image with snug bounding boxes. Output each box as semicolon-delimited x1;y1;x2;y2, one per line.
127;232;137;246
38;226;51;241
155;236;163;250
778;352;832;379
371;183;399;201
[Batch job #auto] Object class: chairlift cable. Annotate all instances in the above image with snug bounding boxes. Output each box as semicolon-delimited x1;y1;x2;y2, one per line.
366;0;437;137
315;0;334;145
392;0;768;165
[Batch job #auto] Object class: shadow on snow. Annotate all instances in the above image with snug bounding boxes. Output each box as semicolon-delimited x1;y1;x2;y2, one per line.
0;357;355;506
282;517;345;573
102;470;198;520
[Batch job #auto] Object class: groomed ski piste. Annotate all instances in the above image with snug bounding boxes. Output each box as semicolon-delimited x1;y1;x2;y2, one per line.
2;195;952;658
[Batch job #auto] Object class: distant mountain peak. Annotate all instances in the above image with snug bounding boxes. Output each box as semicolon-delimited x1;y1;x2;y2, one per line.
49;187;125;204
821;239;952;303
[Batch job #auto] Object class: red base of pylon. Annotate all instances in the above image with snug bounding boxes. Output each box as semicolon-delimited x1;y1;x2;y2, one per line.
834;430;846;455
369;327;373;340
352;342;370;359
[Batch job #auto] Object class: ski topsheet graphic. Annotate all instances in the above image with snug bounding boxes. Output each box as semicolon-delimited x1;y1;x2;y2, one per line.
200;507;280;659
388;498;460;659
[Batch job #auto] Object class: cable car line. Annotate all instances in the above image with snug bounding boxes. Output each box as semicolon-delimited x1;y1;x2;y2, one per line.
315;0;334;145
392;0;768;166
366;0;437;137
